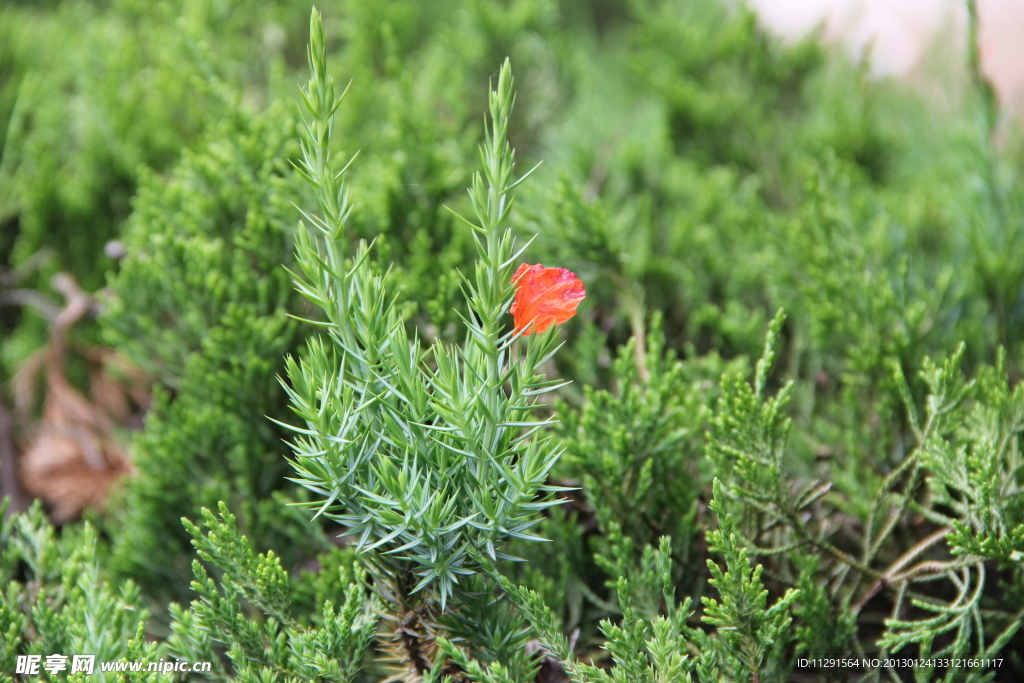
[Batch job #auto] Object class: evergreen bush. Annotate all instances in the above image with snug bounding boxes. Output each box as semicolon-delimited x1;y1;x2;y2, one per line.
3;1;1024;682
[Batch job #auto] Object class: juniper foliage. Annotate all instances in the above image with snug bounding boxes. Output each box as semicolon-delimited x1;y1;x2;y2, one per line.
3;1;1024;682
168;502;378;683
100;90;325;602
0;500;160;683
278;11;568;678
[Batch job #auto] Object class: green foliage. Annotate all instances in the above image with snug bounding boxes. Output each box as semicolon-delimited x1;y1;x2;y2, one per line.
870;346;1024;673
5;0;1024;681
557;314;741;565
101;88;323;601
698;305;1024;678
168;502;377;683
280;12;572;677
792;553;858;661
1;1;201;293
923;350;1024;564
501;523;800;683
1;0;329;606
496;539;702;683
0;0;311;386
707;310;794;511
702;479;800;683
629;0;821;172
0;501;156;682
502;314;744;644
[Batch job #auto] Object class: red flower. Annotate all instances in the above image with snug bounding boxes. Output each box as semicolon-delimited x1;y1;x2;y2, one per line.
510;264;586;335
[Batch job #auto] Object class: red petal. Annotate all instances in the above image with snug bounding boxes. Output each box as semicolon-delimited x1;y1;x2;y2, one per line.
510;264;586;335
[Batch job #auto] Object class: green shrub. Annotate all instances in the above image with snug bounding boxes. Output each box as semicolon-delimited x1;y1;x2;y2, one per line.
100;91;323;600
3;1;1024;682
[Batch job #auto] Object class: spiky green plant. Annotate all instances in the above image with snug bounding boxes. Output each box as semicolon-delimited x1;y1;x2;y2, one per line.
280;9;574;679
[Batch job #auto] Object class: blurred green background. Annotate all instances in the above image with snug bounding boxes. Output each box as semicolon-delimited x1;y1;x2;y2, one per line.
2;0;1024;679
